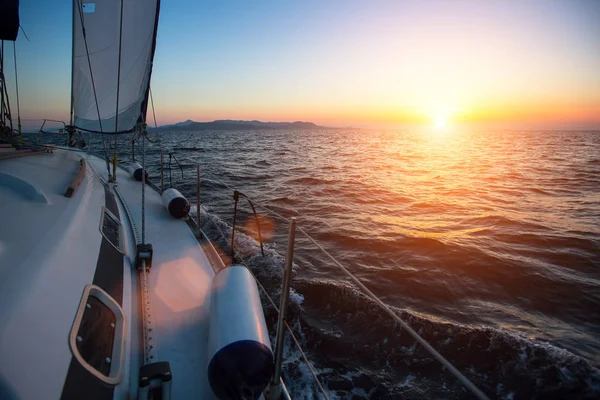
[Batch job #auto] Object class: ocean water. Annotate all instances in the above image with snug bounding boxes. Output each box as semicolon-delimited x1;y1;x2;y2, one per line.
42;129;600;399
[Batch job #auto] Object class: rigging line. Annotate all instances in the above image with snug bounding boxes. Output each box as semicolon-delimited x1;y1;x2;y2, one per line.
202;178;489;399
69;0;75;127
142;85;161;152
75;0;110;177
149;87;158;129
12;42;21;135
19;26;31;42
112;0;125;181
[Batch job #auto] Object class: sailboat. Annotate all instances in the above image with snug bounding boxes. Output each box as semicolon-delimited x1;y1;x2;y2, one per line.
0;1;290;399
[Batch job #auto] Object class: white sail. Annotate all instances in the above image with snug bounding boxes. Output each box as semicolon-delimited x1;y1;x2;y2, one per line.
72;0;160;132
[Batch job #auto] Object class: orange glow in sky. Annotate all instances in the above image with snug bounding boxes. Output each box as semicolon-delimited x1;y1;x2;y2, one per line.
8;1;600;130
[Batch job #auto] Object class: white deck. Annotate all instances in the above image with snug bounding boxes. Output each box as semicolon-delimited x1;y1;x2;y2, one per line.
84;153;218;399
0;149;111;399
0;148;218;399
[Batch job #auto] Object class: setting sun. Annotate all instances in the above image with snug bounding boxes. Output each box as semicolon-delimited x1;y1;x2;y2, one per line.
435;116;447;129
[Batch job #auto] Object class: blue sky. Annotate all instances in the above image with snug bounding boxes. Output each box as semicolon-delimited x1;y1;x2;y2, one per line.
5;0;600;129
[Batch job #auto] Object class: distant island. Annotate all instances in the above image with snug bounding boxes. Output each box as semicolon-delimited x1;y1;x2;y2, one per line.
152;119;323;131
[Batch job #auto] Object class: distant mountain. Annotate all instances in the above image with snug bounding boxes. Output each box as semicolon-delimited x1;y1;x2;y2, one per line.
152;119;322;131
156;119;196;129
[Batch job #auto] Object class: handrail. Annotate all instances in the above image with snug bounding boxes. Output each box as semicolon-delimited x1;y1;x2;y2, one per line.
35;119;67;144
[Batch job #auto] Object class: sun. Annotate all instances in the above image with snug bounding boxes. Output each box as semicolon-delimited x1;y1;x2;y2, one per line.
435;115;447;128
426;104;459;132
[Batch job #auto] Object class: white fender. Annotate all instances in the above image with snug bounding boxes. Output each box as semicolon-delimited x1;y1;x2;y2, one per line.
161;188;189;218
207;266;273;399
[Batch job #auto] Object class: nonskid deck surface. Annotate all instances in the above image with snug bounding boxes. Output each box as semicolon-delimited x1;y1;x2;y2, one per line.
0;149;120;399
0;148;218;399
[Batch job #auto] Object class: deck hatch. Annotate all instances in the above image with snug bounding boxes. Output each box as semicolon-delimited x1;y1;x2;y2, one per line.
69;285;126;385
99;206;123;253
75;295;116;376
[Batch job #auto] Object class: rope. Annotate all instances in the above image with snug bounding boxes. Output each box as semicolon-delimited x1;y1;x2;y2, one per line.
75;0;110;177
12;42;21;136
150;87;158;129
19;26;31;42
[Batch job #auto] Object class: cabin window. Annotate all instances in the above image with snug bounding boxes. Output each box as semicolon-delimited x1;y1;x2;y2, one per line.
99;207;123;253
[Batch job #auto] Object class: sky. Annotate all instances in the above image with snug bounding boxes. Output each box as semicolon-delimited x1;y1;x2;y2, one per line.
4;0;600;130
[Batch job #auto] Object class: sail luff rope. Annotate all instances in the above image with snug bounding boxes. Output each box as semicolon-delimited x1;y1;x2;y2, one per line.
75;0;110;177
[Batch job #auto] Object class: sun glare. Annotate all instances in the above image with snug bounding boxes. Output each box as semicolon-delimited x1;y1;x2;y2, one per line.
430;105;459;131
435;116;447;129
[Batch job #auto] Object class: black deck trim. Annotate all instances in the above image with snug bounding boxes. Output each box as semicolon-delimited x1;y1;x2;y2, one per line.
61;185;125;399
93;189;124;305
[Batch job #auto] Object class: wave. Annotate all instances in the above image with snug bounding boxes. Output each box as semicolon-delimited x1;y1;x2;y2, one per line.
293;278;600;399
255;160;272;166
267;196;297;205
172;146;204;151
